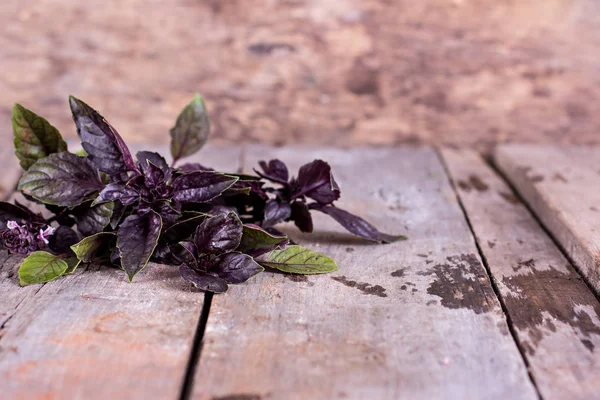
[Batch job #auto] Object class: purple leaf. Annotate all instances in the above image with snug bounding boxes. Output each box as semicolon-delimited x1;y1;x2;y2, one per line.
18;152;103;207
76;201;114;236
291;201;313;233
162;213;208;243
221;179;268;201
0;201;38;229
69;96;137;175
178;241;198;268
263;199;291;227
137;151;171;180
207;205;238;216
110;201;127;229
141;160;166;188
180;264;228;293
117;211;162;281
194;213;242;254
209;252;263;284
179;162;214;172
292;160;340;204
170;94;210;163
95;183;139;206
312;205;407;243
255;159;289;184
172;171;238;203
48;226;79;255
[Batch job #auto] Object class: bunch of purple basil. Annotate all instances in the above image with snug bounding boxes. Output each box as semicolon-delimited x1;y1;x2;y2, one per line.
0;95;405;292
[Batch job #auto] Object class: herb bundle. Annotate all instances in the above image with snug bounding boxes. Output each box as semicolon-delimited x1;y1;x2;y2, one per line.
2;95;405;292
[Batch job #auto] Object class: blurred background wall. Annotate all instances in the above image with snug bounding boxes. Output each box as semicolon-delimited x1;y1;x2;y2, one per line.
1;0;599;151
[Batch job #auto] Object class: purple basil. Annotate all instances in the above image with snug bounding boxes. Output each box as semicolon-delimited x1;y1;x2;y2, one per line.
7;94;406;291
69;96;138;176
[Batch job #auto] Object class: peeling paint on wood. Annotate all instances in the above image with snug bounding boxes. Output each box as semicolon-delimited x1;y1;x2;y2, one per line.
443;148;600;400
191;146;536;400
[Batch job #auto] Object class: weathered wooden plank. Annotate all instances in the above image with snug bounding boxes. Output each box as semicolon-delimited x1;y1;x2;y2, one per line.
442;148;600;400
494;145;600;293
191;146;537;400
0;145;243;399
0;148;38;332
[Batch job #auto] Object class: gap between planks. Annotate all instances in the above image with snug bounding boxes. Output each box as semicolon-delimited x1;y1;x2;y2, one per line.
189;145;537;400
436;149;542;400
0;144;243;400
441;148;600;400
494;145;600;295
179;143;247;400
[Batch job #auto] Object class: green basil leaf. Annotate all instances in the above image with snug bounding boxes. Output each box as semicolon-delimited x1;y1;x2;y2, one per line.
71;232;116;263
237;224;288;252
170;94;210;163
18;251;69;286
259;245;338;274
12;104;68;170
64;257;81;274
17;152;103;207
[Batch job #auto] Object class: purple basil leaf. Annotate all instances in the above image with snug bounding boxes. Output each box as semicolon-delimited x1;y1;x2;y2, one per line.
142;161;166;188
136;151;171;178
194;212;242;254
117;211;162;281
171;171;238;203
110;201;127;229
94;183;139;206
180;264;228;293
163;213;208;243
292;160;340;204
76;201;114;236
18;152;103;207
170;94;210;164
209;252;263;284
263;199;291;227
225;179;268;199
48;226;80;256
207;205;238;216
179;162;214;172
0;201;38;229
179;240;198;264
155;201;181;223
255;159;289;184
69;96;137;175
110;247;121;266
291;201;313;233
312;205;407;243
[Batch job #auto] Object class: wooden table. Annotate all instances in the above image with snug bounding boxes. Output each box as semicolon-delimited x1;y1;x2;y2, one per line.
1;144;600;400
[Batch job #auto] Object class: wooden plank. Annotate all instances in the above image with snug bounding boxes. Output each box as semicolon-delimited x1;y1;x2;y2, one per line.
0;148;38;333
0;145;243;399
442;148;600;400
191;145;537;400
494;145;600;293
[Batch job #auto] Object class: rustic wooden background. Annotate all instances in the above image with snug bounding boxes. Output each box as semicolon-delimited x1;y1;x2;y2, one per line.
1;0;599;151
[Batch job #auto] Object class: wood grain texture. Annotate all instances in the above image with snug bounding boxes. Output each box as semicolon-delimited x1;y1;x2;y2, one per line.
0;146;243;399
191;145;537;400
442;148;600;400
494;145;600;293
0;153;33;331
2;1;600;151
